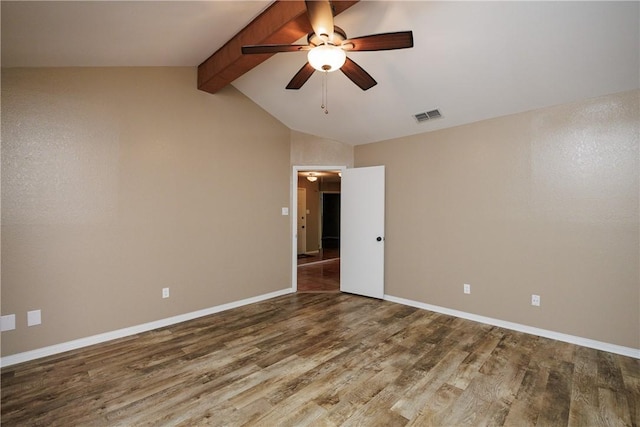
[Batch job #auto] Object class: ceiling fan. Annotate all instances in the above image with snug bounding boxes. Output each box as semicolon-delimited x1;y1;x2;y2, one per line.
241;0;414;91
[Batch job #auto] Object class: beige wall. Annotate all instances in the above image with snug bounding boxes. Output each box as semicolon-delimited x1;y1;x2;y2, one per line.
290;130;353;167
1;67;292;356
355;90;639;349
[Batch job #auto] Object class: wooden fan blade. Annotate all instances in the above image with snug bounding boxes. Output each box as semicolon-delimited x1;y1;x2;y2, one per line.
340;57;377;90
286;62;316;90
242;44;310;55
305;0;335;41
342;31;414;51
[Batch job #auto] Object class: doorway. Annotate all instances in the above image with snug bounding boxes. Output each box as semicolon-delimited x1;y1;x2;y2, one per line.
321;192;340;251
292;166;344;293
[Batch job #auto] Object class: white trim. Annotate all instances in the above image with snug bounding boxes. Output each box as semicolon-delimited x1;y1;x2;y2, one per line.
384;294;640;359
291;165;346;293
1;288;293;368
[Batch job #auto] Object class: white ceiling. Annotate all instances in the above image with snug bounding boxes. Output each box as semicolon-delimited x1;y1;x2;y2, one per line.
2;1;639;146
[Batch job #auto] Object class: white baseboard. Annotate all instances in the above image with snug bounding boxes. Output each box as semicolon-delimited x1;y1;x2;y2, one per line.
5;289;635;367
384;294;640;359
1;288;294;368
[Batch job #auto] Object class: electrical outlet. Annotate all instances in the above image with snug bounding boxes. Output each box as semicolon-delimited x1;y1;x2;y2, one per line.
463;284;471;294
1;314;16;331
531;294;541;306
162;288;170;299
27;310;42;326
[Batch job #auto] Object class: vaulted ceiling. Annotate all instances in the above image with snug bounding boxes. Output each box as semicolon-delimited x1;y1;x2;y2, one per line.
2;1;639;145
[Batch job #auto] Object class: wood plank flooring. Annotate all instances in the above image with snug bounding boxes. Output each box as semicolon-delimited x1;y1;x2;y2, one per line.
297;259;340;293
2;293;638;426
297;247;340;293
297;248;340;266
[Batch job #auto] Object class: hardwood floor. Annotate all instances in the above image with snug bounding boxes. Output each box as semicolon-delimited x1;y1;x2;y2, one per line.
297;247;340;293
297;259;340;293
2;293;638;426
297;247;340;266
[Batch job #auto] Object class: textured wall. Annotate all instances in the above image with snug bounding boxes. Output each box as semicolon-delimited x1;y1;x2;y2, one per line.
355;90;639;349
1;67;291;356
290;130;353;167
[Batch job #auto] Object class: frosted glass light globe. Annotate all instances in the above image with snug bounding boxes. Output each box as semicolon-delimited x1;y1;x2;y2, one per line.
307;45;346;72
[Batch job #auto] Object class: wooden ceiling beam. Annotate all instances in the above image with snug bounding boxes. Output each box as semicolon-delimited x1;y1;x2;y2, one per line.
197;0;359;94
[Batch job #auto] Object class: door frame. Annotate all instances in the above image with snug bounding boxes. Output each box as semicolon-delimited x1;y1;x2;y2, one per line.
291;165;346;292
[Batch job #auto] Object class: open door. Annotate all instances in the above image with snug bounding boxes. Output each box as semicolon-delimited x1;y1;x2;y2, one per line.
340;166;385;299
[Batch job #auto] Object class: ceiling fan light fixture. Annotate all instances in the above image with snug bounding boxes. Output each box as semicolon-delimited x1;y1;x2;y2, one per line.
307;44;346;72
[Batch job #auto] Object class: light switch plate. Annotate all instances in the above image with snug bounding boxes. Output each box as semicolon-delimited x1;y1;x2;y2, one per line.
281;207;289;216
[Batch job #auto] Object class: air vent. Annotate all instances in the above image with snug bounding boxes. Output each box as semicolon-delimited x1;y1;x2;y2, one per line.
414;109;442;123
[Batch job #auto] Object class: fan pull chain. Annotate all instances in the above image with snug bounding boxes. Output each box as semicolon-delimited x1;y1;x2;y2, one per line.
321;71;329;114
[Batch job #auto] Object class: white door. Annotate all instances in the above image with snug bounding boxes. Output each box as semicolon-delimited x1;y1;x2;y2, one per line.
297;188;307;254
340;166;385;299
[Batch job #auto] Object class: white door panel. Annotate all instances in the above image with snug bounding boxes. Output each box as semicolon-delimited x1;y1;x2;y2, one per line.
340;166;385;299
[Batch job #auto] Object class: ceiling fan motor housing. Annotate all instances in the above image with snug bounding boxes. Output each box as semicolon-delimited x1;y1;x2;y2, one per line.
307;26;347;47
